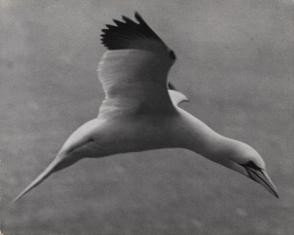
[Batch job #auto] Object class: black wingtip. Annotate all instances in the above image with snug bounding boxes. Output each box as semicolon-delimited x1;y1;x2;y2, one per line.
100;12;167;50
122;15;134;24
113;19;123;26
134;11;143;22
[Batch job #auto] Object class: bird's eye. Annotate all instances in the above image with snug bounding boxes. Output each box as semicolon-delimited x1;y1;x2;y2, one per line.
169;50;176;60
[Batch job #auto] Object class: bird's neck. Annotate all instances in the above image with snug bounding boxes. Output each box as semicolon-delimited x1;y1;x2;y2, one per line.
176;108;237;162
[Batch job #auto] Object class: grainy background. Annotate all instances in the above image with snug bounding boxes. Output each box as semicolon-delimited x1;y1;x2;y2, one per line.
0;0;293;234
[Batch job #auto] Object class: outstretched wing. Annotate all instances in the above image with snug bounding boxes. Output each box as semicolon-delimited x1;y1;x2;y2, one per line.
98;12;178;118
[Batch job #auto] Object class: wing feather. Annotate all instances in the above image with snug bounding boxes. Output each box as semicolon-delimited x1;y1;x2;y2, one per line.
97;13;183;118
101;12;168;51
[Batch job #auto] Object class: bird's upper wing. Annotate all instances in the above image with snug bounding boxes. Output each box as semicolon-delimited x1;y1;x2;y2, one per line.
97;12;182;118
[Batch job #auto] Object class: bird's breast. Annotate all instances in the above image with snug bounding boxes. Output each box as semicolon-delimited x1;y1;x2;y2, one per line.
88;115;178;157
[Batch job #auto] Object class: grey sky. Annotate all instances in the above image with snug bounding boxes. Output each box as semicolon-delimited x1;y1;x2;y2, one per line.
1;1;293;234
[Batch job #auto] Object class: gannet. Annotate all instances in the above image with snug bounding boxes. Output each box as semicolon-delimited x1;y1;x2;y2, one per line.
13;12;278;202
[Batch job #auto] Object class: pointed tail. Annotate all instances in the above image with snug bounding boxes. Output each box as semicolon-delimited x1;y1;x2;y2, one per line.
12;156;63;203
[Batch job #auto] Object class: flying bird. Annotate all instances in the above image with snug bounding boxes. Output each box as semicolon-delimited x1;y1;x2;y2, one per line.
13;12;278;202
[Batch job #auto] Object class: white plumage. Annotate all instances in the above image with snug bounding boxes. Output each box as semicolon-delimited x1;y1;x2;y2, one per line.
13;12;278;202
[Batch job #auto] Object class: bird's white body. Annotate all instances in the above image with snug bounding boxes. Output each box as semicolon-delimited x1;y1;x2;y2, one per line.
60;107;218;159
13;13;278;202
62;105;260;171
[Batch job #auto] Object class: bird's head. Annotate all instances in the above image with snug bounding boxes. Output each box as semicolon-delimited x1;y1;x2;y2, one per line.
217;141;279;198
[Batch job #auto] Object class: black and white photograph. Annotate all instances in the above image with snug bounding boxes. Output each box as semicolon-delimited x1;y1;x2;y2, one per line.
0;0;293;234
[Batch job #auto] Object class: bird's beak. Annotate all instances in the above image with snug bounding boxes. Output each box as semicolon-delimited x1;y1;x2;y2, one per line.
245;167;279;198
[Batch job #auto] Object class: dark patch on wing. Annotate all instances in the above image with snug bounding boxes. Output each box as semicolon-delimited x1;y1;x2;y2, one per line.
100;12;168;51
